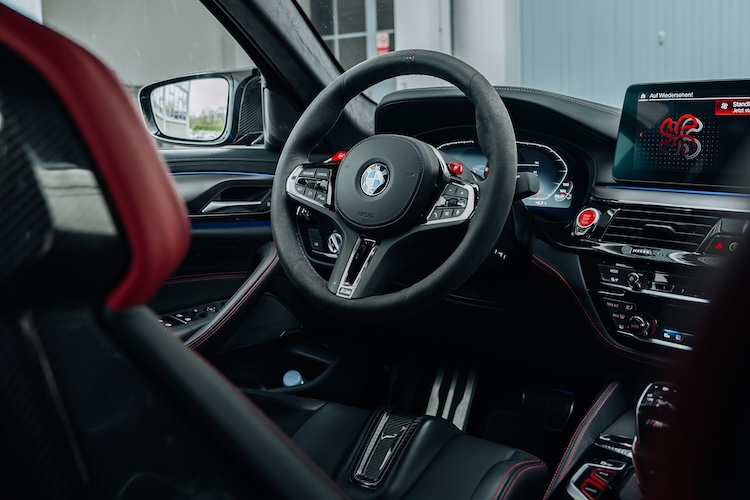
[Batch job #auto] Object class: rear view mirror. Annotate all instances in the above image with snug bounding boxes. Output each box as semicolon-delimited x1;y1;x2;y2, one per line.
139;69;262;146
149;78;229;141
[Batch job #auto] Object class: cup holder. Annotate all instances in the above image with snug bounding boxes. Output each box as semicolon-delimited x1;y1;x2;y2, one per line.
212;340;337;391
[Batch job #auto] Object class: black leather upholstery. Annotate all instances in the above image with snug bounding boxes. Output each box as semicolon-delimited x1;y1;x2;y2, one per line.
248;389;549;500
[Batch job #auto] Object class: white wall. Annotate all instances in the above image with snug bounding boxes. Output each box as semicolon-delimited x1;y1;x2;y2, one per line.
393;0;453;90
393;0;521;91
453;0;520;86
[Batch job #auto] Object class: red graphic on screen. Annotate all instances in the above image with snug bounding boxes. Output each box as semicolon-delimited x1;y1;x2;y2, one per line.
658;114;703;160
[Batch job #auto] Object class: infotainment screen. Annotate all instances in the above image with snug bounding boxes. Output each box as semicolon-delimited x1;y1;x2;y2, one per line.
614;80;750;191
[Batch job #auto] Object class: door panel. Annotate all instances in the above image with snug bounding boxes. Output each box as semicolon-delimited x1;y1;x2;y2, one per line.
149;146;290;353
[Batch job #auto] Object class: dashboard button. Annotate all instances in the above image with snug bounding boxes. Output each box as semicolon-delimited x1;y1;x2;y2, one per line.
574;207;600;236
706;235;740;255
598;265;633;285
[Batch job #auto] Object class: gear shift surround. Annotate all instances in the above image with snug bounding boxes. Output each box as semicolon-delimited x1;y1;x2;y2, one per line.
633;382;679;497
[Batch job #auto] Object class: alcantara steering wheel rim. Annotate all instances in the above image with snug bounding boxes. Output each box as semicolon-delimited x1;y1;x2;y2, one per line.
270;49;518;319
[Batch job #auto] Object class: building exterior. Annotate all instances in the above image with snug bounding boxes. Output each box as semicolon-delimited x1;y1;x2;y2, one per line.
8;0;750;108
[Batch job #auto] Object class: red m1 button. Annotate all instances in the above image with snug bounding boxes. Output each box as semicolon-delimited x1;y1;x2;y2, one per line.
448;162;464;175
330;150;347;162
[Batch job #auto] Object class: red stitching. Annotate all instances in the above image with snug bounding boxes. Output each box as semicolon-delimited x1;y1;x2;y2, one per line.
165;272;249;285
499;463;547;500
542;379;620;499
187;250;279;349
531;256;666;368
490;459;539;500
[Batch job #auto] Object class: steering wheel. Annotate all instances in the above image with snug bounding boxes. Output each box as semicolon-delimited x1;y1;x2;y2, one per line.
271;49;517;318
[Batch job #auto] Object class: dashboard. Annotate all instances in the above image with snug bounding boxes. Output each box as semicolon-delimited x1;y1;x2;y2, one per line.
367;81;750;368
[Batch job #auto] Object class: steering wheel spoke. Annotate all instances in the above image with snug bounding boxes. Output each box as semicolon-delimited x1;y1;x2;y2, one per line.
327;235;378;298
327;231;425;299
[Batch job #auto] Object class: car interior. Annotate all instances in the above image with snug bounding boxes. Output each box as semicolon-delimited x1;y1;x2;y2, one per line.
1;1;749;499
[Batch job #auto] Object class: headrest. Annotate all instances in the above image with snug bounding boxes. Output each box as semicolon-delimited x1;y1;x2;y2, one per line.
0;5;190;309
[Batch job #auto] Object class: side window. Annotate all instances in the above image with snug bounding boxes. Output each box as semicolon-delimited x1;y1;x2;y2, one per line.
7;0;259;146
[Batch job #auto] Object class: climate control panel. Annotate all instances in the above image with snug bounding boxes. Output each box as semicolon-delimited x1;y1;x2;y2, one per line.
589;262;714;351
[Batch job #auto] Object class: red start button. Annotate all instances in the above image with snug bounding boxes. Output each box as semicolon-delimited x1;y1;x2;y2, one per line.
576;208;600;228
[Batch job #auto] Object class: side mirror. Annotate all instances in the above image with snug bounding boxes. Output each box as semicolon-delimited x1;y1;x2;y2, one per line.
138;68;262;146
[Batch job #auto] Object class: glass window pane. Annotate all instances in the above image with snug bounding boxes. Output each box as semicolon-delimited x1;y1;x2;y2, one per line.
310;0;334;36
376;0;393;31
338;0;365;34
339;36;366;70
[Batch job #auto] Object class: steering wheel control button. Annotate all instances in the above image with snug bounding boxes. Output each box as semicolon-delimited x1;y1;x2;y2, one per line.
287;164;335;209
448;161;464;175
573;207;600;236
425;183;475;225
330;150;347;162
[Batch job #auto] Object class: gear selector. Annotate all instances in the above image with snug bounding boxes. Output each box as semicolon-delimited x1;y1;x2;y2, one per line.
633;382;678;497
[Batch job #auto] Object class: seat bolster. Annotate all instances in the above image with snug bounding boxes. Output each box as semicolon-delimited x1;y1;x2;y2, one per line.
400;419;548;500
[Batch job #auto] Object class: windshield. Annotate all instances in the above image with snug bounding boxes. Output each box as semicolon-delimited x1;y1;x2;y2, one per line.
297;0;750;107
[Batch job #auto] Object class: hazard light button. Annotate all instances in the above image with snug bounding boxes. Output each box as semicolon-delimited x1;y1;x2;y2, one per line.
706;235;740;255
573;207;601;237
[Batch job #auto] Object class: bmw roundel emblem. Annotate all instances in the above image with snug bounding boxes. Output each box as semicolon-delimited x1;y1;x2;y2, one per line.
360;163;390;196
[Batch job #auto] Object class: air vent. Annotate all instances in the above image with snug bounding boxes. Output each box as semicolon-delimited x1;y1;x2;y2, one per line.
601;206;718;252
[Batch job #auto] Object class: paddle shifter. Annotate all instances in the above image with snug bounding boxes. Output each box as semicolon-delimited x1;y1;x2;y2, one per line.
633;382;678;497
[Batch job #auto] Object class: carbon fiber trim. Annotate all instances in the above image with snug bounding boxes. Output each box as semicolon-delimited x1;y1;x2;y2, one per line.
352;409;422;488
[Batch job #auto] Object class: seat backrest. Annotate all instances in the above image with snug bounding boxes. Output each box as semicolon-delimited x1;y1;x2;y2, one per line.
0;5;345;499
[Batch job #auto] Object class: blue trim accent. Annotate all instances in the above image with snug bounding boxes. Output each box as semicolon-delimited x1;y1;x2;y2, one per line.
663;328;694;337
191;220;271;230
605;185;750;198
172;171;274;178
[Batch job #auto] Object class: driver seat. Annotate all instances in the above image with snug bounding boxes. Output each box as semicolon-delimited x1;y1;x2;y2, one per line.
0;5;548;499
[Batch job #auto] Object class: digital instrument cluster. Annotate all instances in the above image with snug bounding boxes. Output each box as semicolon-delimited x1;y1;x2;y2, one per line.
438;140;574;209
